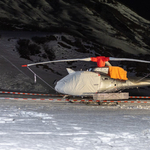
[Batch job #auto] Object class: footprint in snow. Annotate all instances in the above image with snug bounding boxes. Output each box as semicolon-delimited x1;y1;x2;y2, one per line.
73;127;82;130
0;117;15;123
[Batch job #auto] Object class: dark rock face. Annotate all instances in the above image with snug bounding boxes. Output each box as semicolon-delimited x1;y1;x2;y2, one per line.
0;0;150;53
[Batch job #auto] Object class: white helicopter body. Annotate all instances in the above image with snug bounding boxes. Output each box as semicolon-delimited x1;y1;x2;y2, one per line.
55;67;150;96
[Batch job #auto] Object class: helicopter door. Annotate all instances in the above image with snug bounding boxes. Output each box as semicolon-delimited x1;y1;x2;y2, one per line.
82;72;101;95
93;74;101;93
68;71;101;96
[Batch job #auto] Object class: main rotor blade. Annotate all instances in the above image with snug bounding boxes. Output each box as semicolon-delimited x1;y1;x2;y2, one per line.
109;57;150;63
22;56;150;68
22;58;91;67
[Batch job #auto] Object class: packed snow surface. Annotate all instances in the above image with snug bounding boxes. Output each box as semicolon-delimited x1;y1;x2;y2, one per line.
1;99;150;150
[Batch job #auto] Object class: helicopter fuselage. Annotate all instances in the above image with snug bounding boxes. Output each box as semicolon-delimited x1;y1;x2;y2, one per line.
55;69;134;96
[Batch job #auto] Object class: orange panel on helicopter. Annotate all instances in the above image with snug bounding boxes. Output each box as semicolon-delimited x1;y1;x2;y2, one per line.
108;66;128;80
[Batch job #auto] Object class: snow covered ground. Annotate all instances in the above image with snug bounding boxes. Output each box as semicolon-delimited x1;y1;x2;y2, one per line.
1;98;150;150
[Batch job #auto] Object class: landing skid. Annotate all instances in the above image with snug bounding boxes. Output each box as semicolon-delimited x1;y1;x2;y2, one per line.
93;92;129;101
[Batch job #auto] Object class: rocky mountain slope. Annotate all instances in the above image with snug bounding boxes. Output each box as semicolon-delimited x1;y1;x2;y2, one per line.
1;0;150;54
0;0;150;93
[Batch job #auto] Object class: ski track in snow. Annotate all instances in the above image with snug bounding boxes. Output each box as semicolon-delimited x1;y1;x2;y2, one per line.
0;100;150;150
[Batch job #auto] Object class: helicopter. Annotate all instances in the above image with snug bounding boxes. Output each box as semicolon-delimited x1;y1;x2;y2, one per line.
22;56;150;100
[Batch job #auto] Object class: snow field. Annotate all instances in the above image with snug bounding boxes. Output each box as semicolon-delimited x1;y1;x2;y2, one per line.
0;99;150;150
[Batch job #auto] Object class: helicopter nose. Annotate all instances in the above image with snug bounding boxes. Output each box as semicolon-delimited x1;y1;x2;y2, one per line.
55;80;65;94
54;72;76;95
